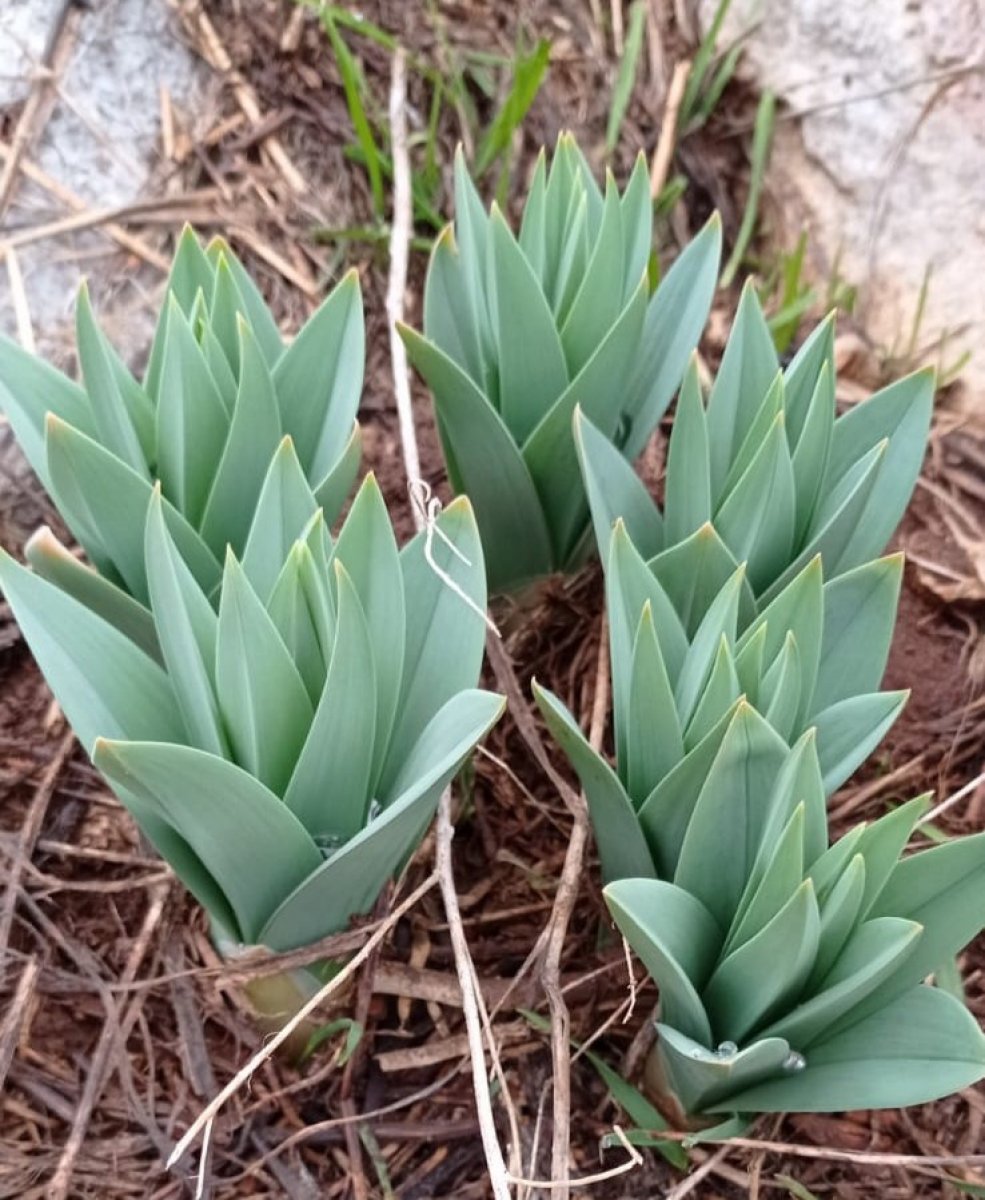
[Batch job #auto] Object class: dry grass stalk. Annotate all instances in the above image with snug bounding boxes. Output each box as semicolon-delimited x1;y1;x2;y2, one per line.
650;58;691;197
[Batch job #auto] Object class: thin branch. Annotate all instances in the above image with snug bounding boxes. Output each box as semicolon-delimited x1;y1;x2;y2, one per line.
385;45;421;522
437;791;513;1198
650;59;690;198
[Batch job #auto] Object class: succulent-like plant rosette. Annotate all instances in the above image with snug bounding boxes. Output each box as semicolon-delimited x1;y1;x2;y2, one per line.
533;521;907;883
0;227;364;623
0;463;503;979
603;704;985;1121
400;134;722;593
576;284;934;605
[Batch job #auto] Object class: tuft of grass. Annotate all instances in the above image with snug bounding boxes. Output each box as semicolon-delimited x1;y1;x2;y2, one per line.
605;0;648;155
474;36;551;180
720;88;775;288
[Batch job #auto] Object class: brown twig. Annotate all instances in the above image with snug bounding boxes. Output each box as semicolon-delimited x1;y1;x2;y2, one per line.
0;957;39;1094
650;59;691;198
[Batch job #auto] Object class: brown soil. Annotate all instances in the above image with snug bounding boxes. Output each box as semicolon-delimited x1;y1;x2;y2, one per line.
1;2;984;1198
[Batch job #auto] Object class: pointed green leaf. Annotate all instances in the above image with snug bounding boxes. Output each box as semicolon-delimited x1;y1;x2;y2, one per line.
400;325;553;592
811;555;902;715
144;226;215;398
273;270;364;482
533;682;655;882
626;602;684;803
716;986;985;1113
605;878;721;1044
240;437;318;602
686;635;741;749
782;313;834;448
284;563;376;841
94;739;321;943
560;176;626;376
727;804;805;954
656;1024;791;1116
790;362;834;543
674;566;745;727
216;550;313;795
0;549;185;750
24;527;160;663
808;853;866;987
814;690;908;794
206;235;283;363
664;357;712;545
649;523;756;638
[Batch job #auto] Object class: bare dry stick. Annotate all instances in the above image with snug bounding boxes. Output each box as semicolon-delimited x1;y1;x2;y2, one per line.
0;0;82;222
925;765;985;824
4;248;35;354
49;881;170;1200
650;59;691;198
167;873;437;1170
0;729;75;964
436;792;513;1199
675;1136;985;1170
0;143;170;272
508;1125;642;1191
385;47;421;511
179;0;307;194
0;957;39;1093
541;618;609;1198
664;1143;732;1200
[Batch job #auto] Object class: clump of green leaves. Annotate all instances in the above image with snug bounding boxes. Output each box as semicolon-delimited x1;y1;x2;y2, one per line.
534;522;906;882
0;227;363;617
604;703;985;1121
0;464;502;955
401;134;722;593
577;284;934;604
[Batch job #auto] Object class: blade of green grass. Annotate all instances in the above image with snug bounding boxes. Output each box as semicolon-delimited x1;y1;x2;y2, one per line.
474;39;550;176
320;11;386;219
720;89;775;288
679;0;734;130
605;0;648;155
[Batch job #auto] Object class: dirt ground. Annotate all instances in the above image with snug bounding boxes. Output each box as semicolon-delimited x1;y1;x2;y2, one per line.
1;2;985;1197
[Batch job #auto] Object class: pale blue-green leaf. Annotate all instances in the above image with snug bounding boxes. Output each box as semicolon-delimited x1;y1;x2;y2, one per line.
205;235;283;363
523;275;648;566
208;252;245;373
550;191;590;324
333;474;405;781
703;881;820;1043
783;313;834;448
763;917;921;1050
607;522;688;767
814;690;908;794
718;371;784;503
533;682;655;882
0;549;185;751
761;631;802;742
664;357;712;545
674;566;745;728
284;563;376;840
240;437;318;603
619;152;653;301
216;550;314;795
267;544;329;703
808;853;865;988
156;296;230;526
705;280;779;495
94;739;321;943
560;176;625;376
144;225;215;398
623;213;722;459
637;702;741;879
199;319;283;558
728;803;805;956
518;150;548;280
715;986;985;1113
489;206;570;444
854;795;930;918
790;362;834;544
649;524;756;638
423;225;485;387
573;406;663;563
762;727;827;870
273;270;364;482
313;419;361;524
200;324;237;414
45;415;222;602
656;1025;791;1116
808;825;867;903
759;438;886;607
685;636;742;750
605;878;721;1044
145;487;225;756
811;555;902;715
714;413;796;595
24;527;160;663
379;498;489;792
826;369;934;571
261;690;504;951
75;282;148;475
400;325;553;592
626;602;684;804
734;624;766;706
674;703;790;928
0;334;95;494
